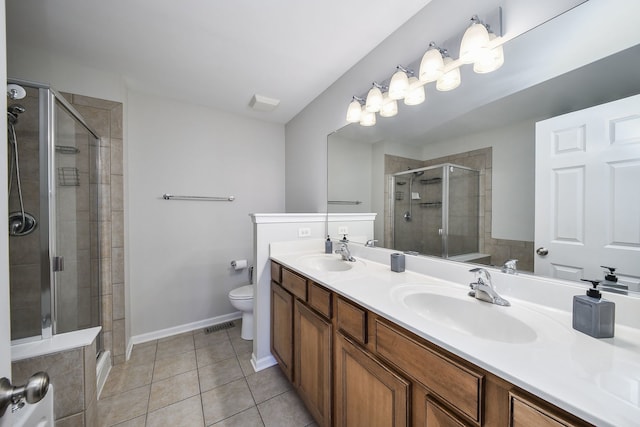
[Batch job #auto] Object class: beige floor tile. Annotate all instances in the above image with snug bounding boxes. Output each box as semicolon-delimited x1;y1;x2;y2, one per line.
211;406;264;427
226;320;242;338
230;336;253;356
146;395;204;427
157;330;193;343
127;342;157;366
156;334;194;360
238;354;255;377
149;369;200;412
97;385;150;427
198;356;244;392
201;378;255;425
100;362;154;398
196;340;236;368
153;350;197;381
194;329;229;349
257;390;313;427
112;415;146;427
246;366;292;404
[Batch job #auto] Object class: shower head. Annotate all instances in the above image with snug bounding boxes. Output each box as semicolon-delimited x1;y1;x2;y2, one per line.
7;104;26;125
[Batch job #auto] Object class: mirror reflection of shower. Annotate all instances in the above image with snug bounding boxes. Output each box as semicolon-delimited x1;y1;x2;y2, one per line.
7;84;38;236
403;170;424;221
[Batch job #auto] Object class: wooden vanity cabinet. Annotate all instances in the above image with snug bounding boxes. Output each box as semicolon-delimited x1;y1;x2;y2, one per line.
334;331;410;427
270;261;592;427
294;298;332;427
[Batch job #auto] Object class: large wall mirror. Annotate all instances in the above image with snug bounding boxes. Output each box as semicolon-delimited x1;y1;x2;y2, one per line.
328;2;640;294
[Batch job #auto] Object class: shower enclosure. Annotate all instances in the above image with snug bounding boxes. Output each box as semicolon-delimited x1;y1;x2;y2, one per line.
391;163;480;258
7;79;102;351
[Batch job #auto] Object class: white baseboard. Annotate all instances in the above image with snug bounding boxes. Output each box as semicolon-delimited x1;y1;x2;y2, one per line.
251;353;277;372
128;312;242;353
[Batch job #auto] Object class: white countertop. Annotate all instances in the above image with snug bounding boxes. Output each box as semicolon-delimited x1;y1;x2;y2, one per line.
270;240;640;427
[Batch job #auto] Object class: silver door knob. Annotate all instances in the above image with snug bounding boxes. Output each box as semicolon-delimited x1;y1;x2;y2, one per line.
0;372;50;416
536;247;549;256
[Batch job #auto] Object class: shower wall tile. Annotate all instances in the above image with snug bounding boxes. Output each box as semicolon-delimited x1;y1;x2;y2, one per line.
113;283;125;320
74;105;111;139
72;94;119;111
111;104;123;138
103;294;113;332
111;175;124;210
100;221;112;259
110;138;124;175
112;247;125;284
114;319;126;357
100;258;112;296
99;145;111;184
112;211;124;247
98;184;112;221
7;231;40;265
55;412;84;427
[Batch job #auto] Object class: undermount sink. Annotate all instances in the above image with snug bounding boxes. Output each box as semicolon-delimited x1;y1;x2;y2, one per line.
393;285;538;344
296;254;360;272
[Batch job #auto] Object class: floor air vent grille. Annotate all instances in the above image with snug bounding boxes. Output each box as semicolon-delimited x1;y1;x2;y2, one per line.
204;321;235;334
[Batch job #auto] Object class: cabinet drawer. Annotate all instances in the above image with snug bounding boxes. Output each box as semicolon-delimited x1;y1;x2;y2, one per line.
336;297;367;345
271;261;281;284
282;268;307;301
375;319;483;423
509;392;586;427
426;397;471;427
308;282;332;319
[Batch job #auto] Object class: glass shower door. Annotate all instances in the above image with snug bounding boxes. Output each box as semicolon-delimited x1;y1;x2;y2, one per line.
52;99;101;336
446;165;480;257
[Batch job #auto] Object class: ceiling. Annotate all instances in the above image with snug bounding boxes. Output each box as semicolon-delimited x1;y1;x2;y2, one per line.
5;0;432;124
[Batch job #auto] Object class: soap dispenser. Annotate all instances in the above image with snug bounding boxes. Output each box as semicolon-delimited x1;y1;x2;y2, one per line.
325;235;332;254
601;265;618;285
573;279;615;338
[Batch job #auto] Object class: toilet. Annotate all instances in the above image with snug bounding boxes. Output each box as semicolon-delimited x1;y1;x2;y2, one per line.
228;284;254;340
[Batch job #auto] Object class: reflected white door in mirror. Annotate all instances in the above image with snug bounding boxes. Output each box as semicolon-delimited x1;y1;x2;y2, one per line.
535;94;640;293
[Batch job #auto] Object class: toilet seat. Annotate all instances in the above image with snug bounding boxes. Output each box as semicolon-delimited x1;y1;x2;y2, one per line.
229;284;253;300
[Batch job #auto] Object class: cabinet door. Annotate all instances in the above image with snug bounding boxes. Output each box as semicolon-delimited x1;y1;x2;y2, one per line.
271;281;293;382
510;392;587;427
294;300;332;427
335;332;410;427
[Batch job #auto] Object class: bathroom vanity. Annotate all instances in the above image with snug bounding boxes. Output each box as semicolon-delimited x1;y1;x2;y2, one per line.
269;241;640;427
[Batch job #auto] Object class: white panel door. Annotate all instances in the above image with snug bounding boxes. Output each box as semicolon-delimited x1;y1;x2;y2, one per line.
535;94;640;286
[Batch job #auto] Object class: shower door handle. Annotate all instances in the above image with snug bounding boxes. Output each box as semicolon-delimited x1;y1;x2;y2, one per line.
52;256;64;272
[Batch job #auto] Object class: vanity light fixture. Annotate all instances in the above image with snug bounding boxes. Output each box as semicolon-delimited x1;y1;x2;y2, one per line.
419;42;445;83
389;66;412;100
346;96;365;123
360;109;377;126
459;15;491;64
436;55;461;91
379;93;398;117
404;77;426;106
345;9;504;126
473;32;504;73
365;82;385;112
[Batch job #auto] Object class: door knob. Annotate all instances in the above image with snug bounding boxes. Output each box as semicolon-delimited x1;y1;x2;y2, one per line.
0;372;50;416
536;247;549;256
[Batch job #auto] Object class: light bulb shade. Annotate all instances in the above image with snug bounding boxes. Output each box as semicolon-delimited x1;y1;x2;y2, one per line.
365;86;383;112
346;100;362;123
419;48;444;83
389;70;409;100
436;57;461;91
473;34;504;74
379;94;398;118
459;22;490;64
404;77;425;106
360;109;376;126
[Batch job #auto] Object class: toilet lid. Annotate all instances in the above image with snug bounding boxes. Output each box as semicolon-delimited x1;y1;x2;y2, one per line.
229;284;253;300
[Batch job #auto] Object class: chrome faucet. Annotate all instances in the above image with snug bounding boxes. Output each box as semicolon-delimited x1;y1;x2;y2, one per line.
335;235;356;262
468;268;510;306
501;259;518;274
365;239;378;247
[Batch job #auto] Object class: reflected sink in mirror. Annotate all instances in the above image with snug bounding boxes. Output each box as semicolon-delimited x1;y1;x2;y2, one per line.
393;285;538;343
296;254;364;272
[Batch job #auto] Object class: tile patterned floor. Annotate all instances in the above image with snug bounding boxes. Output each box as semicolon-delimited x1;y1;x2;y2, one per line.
97;321;316;427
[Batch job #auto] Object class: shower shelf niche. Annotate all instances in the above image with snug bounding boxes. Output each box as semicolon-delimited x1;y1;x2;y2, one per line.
57;167;80;186
55;145;80;154
419;201;442;208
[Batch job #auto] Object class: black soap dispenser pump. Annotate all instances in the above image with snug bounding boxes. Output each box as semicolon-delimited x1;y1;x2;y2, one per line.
573;279;615;338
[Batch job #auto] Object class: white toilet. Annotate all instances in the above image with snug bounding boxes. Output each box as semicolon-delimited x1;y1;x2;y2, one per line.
228;284;254;340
